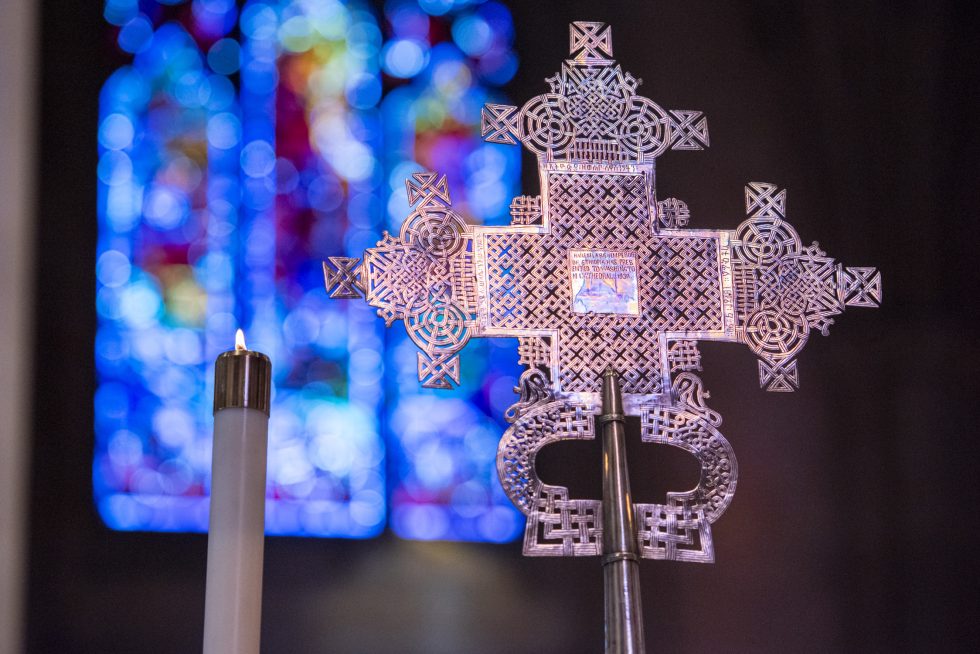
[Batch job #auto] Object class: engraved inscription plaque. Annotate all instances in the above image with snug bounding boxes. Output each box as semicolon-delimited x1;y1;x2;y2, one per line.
569;250;640;315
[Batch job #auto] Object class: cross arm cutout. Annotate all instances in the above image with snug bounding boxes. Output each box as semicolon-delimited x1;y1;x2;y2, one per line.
569;21;613;65
733;182;881;392
325;171;475;390
323;257;364;299
481;103;520;146
668;109;710;151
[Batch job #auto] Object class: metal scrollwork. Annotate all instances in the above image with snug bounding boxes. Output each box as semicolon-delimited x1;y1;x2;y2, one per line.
634;375;736;563
504;369;555;424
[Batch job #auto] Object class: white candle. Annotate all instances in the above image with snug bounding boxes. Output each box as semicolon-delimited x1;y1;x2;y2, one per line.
204;329;271;654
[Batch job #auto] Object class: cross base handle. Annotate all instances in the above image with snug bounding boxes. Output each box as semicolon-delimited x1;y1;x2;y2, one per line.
601;368;646;654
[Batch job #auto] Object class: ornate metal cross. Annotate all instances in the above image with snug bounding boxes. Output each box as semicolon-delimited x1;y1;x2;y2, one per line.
324;21;880;564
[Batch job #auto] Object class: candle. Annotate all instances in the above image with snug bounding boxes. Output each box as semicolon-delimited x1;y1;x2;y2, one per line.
203;329;271;654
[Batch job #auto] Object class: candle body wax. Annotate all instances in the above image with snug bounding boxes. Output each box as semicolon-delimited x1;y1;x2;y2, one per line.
203;406;268;654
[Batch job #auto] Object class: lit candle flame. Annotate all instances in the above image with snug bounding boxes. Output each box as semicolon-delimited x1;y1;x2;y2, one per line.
235;328;247;352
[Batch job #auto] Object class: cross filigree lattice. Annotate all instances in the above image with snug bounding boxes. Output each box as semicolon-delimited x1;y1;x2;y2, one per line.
324;21;880;563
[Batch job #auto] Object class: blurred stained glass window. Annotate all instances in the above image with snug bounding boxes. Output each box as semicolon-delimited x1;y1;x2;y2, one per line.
95;0;523;542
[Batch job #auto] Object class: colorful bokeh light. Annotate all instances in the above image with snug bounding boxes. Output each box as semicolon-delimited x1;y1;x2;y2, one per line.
96;0;522;542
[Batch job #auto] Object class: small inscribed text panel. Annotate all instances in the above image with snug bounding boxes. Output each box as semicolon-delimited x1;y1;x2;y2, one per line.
569;249;640;315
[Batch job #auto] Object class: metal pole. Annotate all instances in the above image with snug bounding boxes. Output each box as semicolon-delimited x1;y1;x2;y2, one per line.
600;368;646;654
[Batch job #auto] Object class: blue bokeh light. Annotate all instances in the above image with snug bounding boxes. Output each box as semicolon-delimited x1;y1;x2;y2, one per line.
382;39;429;78
452;14;492;57
206;112;241;149
207;38;241;75
97;0;520;542
118;14;155;53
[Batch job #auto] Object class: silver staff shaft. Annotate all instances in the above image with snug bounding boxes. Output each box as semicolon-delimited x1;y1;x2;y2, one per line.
600;368;646;654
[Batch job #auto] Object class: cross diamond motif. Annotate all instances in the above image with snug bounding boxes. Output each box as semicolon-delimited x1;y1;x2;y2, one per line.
474;163;729;398
324;22;880;563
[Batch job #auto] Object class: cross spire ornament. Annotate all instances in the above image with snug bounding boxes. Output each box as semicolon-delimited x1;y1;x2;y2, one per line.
324;22;880;563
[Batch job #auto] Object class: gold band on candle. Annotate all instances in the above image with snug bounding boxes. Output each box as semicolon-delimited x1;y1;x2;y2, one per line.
213;348;272;416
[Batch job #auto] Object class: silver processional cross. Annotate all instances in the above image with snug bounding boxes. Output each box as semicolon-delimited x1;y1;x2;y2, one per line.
324;20;880;649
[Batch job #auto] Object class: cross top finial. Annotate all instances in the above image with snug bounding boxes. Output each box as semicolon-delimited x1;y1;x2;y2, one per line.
570;21;613;64
480;21;709;163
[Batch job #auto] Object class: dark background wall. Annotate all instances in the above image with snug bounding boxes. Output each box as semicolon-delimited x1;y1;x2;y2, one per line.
29;1;980;652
